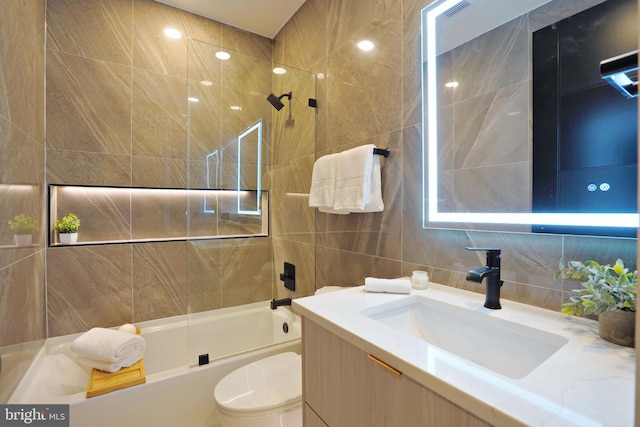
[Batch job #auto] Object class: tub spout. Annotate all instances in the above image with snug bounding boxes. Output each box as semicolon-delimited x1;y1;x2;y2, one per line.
270;298;292;310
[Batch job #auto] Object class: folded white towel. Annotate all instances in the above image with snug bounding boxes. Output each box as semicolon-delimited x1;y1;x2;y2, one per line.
76;354;143;373
359;154;384;212
334;145;375;211
309;153;340;210
364;277;412;294
309;144;384;214
71;327;145;373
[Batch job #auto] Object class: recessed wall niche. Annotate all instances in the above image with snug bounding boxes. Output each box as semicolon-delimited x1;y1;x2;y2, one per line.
48;185;268;246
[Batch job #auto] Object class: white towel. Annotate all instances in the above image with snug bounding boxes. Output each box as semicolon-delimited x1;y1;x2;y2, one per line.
309;153;339;210
71;327;145;373
334;145;374;211
359;154;384;212
76;355;142;373
309;145;384;214
364;277;412;294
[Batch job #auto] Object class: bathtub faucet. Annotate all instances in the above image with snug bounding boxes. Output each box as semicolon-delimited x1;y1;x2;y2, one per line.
465;247;503;310
270;298;292;310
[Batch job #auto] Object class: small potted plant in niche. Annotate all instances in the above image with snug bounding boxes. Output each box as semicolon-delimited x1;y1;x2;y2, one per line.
8;214;37;247
54;213;80;245
555;259;637;347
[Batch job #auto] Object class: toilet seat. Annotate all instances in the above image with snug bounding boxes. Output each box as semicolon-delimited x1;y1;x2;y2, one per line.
214;352;302;417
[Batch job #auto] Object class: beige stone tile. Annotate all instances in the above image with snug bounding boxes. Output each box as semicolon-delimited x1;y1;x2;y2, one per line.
326;7;402;145
51;186;131;244
220;238;273;307
47;150;132;186
273;0;328;72
131;156;187;188
0;252;46;346
0;117;44;185
0;40;39;139
133;241;187;321
132;68;187;159
452;15;528;101
46;50;132;155
323;248;401;287
47;0;132;65
453;162;529;214
221;24;271;62
47;245;132;336
131;189;187;240
271;155;315;244
132;0;221;78
453;82;529;170
327;0;401;53
186;240;222;313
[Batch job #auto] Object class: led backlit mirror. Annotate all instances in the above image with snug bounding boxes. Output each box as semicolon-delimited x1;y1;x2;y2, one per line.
421;0;639;236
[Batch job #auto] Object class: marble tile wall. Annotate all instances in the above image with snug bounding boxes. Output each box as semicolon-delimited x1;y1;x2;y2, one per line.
274;0;637;313
45;0;276;337
0;0;46;403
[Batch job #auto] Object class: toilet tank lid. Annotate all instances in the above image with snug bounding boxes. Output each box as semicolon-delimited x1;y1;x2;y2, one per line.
214;352;301;412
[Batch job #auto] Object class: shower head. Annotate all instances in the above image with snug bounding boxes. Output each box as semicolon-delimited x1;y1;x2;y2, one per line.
266;91;292;111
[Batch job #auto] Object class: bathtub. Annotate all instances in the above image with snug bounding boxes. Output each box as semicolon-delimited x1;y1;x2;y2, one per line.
9;301;301;427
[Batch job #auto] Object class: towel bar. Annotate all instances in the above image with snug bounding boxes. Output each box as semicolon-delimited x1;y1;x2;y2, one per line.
373;148;390;157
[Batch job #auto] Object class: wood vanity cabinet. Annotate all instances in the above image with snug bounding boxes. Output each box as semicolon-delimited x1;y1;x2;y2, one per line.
302;318;492;427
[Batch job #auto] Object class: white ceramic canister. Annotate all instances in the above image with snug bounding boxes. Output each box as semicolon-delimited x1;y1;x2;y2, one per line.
411;271;429;290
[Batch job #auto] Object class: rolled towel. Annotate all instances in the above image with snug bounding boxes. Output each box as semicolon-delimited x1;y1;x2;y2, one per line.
76;355;142;373
364;277;412;294
71;327;145;372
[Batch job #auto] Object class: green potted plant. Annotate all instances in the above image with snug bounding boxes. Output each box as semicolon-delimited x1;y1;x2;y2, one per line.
8;213;37;246
555;259;637;347
54;213;80;245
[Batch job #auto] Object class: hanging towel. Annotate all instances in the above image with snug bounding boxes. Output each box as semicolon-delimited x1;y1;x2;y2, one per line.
359;154;384;212
71;327;145;373
309;153;338;209
333;144;384;213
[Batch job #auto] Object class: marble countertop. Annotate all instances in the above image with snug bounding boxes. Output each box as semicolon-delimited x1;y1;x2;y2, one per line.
292;283;635;427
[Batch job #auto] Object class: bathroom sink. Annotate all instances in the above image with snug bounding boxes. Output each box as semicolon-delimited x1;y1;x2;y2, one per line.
360;295;568;379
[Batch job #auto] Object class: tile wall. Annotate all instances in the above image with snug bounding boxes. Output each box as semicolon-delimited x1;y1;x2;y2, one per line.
44;0;277;338
274;0;636;311
0;0;46;403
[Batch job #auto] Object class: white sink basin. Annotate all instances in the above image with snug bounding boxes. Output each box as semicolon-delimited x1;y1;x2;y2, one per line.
360;295;568;379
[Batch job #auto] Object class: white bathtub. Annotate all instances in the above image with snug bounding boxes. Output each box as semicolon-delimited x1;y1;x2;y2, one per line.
9;301;301;427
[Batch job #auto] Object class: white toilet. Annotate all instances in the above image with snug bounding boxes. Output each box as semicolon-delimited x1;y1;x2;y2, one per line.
213;352;302;427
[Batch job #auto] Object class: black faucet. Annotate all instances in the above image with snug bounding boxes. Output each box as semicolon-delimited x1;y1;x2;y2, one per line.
270;297;292;310
465;247;503;309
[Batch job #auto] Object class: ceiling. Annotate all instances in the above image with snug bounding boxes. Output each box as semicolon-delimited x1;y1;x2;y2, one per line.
154;0;307;39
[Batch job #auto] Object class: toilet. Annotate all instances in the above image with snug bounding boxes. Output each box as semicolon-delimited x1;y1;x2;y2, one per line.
213;352;302;427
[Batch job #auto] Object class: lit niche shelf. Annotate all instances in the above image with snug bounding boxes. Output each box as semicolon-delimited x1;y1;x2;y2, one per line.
48;185;269;247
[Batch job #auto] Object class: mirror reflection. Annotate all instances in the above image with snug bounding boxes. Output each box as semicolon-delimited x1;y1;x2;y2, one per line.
422;0;639;236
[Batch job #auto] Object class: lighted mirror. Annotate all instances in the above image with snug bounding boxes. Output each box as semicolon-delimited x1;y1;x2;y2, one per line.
421;0;638;236
237;119;262;215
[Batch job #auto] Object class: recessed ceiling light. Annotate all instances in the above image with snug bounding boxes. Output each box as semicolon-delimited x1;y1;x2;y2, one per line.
273;67;287;75
163;28;182;39
230;105;242;111
316;73;325;80
216;51;231;60
200;80;213;86
357;40;375;51
445;81;459;88
188;97;199;103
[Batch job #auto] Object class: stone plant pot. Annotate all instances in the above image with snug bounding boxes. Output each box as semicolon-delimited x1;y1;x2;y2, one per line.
59;232;78;245
14;234;32;247
599;310;635;347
